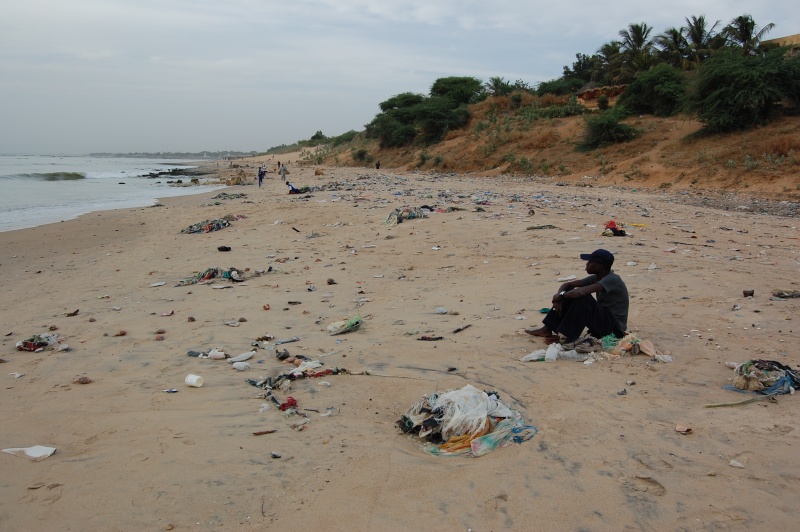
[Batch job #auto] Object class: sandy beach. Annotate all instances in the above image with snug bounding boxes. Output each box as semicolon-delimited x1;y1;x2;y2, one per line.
1;161;798;530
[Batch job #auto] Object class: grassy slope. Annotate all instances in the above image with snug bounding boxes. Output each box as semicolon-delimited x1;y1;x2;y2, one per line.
314;96;800;200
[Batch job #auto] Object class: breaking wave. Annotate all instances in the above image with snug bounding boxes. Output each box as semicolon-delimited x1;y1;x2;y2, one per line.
31;172;87;181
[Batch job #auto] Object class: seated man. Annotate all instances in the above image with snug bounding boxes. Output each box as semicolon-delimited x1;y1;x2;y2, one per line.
527;249;628;345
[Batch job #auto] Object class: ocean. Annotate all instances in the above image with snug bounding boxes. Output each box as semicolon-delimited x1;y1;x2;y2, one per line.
0;155;225;232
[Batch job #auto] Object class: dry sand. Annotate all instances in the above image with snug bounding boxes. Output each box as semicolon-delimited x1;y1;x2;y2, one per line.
1;163;799;530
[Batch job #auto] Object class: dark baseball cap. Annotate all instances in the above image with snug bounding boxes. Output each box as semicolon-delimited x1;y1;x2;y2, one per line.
580;249;615;265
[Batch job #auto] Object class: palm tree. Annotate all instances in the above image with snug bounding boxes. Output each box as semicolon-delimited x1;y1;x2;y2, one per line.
724;14;776;55
617;23;655;82
485;77;513;97
619;23;654;55
595;41;623;84
684;15;722;65
655;27;690;70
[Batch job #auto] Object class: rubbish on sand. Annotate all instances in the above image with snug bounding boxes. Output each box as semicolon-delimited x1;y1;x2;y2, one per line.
705;359;800;407
229;351;255;363
72;376;92;384
675;424;692;434
557;275;576;282
65;309;79;317
181;214;246;234
773;289;800;298
730;359;800;394
382;207;426;226
2;445;57;461
16;333;62;352
150;282;166;287
328;316;363;336
177;267;247;286
185;374;204;387
253;430;277;436
418;336;444;341
231;362;251;371
453;324;472;334
397;384;537;457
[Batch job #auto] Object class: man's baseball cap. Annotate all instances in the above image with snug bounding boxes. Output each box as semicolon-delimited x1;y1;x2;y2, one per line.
580;249;615;265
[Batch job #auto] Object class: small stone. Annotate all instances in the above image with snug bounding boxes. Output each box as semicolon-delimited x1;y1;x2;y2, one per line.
187;316;196;322
155;329;166;334
238;317;247;322
89;317;96;322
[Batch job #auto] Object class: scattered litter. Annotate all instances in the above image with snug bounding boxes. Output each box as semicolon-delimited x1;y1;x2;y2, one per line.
163;389;179;393
453;324;472;334
729;459;745;469
229;351;255;363
177;267;247;286
9;372;25;379
772;289;800;298
181;214;246;234
231;362;251;371
328;316;363;335
161;310;174;316
150;282;166;287
557;275;576;282
253;429;276;436
675;424;692;434
418;336;444;341
225;321;240;327
72;376;92;384
16;333;62;352
2;445;57;461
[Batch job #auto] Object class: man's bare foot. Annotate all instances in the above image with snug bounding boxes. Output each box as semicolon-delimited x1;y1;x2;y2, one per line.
525;326;552;337
543;334;561;345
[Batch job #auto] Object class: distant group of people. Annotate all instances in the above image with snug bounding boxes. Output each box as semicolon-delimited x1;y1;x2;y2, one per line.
256;160;288;188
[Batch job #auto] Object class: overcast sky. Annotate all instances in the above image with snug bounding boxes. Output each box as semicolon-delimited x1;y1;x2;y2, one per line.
1;1;797;154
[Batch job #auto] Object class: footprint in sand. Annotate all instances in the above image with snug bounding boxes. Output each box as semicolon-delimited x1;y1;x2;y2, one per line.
623;475;667;496
633;452;673;472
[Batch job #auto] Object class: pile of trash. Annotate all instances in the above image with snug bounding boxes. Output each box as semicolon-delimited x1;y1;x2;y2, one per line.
602;219;627;237
382;206;426;226
181;214;246;234
729;359;800;395
398;384;537;457
176;267;247;286
16;333;68;352
211;193;247;200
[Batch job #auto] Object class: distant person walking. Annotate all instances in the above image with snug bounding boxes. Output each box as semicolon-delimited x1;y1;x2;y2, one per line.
375;160;381;171
280;163;287;183
257;167;264;188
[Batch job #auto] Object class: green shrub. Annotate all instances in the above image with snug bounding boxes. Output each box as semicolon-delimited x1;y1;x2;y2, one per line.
598;94;610;111
617;64;687;117
692;48;800;133
353;148;369;161
578;108;639;151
